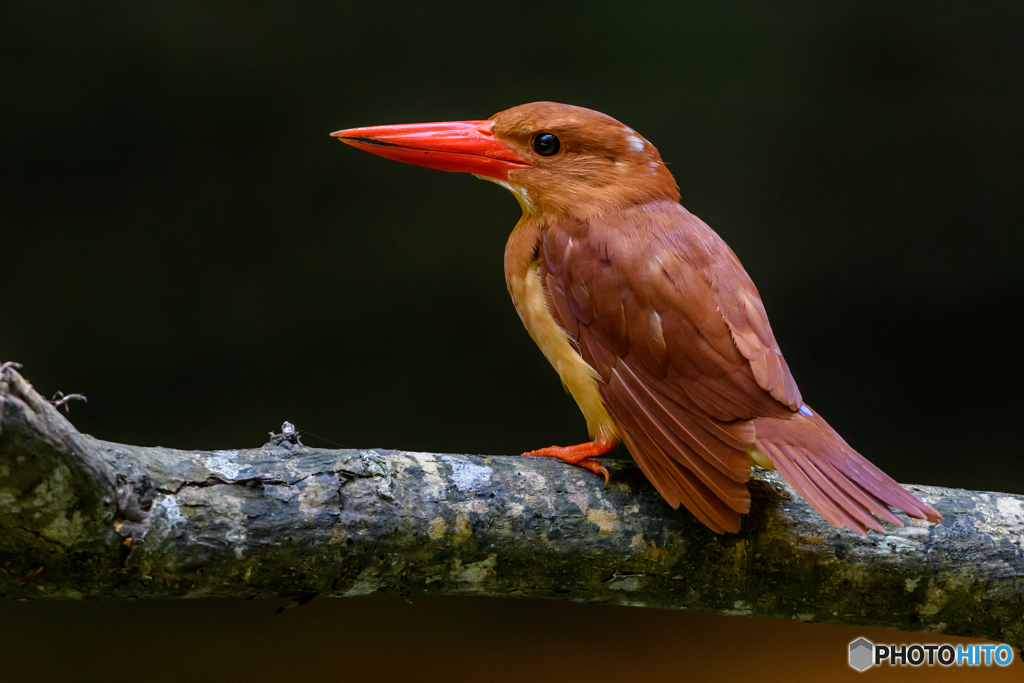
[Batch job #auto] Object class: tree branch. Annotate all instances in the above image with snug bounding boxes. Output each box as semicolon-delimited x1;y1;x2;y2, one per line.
1;364;1022;647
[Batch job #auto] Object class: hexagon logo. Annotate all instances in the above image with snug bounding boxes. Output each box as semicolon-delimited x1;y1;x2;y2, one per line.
849;638;874;671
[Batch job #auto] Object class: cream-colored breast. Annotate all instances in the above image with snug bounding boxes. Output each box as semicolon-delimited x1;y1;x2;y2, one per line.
505;225;619;445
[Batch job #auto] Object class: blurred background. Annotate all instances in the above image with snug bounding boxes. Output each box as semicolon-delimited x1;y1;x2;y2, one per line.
2;1;1022;680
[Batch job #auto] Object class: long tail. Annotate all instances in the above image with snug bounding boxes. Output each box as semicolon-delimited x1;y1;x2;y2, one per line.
754;405;942;535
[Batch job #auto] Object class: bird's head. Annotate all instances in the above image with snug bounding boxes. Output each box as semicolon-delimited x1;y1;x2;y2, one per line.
333;102;680;221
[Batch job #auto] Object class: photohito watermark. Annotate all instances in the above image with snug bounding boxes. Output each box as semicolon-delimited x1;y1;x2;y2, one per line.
849;637;1014;671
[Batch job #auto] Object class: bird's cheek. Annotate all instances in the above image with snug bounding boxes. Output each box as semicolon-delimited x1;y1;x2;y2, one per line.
506;167;531;186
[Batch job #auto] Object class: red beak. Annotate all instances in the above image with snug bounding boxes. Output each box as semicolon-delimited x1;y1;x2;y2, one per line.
331;120;531;181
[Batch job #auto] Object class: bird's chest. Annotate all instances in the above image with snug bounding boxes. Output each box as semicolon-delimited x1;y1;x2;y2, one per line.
504;224;617;442
504;222;576;362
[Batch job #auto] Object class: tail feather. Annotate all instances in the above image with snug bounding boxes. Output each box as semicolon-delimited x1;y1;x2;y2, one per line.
764;442;884;533
754;405;942;535
770;446;888;536
816;458;903;527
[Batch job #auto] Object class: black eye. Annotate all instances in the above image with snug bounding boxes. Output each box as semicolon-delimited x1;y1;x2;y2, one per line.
532;133;560;157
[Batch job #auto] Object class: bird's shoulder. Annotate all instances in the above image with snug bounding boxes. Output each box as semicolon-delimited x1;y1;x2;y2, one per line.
539;200;800;417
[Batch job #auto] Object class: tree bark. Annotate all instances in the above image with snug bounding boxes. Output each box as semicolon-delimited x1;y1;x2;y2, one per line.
1;364;1022;648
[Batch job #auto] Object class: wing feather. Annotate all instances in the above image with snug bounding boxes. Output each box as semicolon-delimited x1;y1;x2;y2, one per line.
611;366;751;506
536;199;938;533
539;201;796;528
611;397;742;534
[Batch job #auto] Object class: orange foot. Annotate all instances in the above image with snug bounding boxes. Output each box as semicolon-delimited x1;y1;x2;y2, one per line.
520;441;615;485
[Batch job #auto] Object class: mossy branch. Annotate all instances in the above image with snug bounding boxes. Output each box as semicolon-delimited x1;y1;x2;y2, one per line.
1;364;1022;647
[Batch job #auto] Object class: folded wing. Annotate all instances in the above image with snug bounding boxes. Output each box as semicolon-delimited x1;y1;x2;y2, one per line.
539;199;939;534
539;200;799;532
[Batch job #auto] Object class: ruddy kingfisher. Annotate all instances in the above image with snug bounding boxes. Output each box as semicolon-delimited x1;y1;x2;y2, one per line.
332;102;941;535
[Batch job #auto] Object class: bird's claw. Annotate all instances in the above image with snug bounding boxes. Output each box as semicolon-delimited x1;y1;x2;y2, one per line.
520;442;613;485
574;458;610;486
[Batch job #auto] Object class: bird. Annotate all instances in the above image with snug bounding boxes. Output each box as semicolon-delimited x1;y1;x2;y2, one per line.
331;102;942;535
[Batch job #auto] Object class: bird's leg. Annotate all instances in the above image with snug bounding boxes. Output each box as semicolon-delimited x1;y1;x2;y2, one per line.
520;440;616;485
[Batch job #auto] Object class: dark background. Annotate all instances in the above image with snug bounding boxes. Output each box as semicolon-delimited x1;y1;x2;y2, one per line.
2;1;1022;680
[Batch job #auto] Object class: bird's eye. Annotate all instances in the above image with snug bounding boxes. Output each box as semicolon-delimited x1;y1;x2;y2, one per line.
531;133;560;157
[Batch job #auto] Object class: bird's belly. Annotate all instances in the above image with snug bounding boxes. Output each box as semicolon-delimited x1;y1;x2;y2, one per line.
508;261;620;445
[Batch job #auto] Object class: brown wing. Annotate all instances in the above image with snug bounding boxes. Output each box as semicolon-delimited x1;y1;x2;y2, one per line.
539;200;801;533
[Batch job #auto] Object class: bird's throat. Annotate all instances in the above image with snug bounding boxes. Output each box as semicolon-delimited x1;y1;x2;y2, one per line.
475;175;537;216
